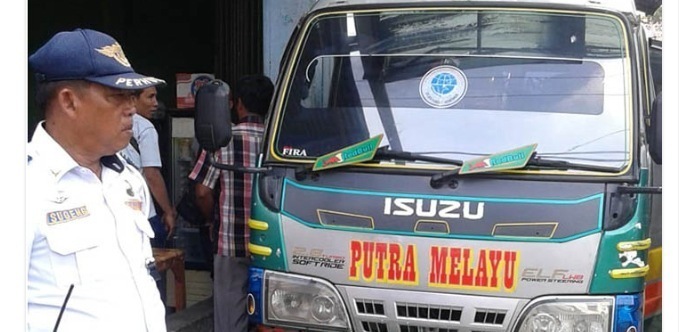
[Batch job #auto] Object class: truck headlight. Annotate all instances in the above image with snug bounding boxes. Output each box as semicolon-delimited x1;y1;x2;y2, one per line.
266;270;350;331
515;296;613;332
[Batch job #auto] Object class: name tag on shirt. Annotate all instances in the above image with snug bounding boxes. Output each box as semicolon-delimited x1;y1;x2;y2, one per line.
46;206;90;226
125;199;143;212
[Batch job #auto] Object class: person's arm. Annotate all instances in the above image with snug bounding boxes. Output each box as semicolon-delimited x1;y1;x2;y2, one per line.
194;182;215;240
193;182;214;219
142;167;177;238
136;125;176;238
188;149;219;240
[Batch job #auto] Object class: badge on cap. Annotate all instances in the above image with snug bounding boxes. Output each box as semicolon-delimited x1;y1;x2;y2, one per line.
95;43;131;67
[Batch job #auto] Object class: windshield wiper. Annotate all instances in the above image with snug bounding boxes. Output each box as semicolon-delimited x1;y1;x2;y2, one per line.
373;147;463;166
524;156;623;173
296;141;463;178
295;145;462;179
431;153;623;185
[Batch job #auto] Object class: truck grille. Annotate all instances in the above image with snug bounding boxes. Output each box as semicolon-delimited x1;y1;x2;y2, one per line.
398;326;458;332
473;309;506;325
395;303;462;322
357;299;386;315
361;321;389;332
340;286;526;332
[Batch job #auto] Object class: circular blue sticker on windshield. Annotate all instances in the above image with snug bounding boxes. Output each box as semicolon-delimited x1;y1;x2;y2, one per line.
419;65;468;108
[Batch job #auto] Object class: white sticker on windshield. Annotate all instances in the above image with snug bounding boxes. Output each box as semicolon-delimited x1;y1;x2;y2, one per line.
419;65;468;108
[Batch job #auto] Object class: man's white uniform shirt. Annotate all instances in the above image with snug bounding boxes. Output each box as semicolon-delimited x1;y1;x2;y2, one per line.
118;114;160;219
26;123;166;332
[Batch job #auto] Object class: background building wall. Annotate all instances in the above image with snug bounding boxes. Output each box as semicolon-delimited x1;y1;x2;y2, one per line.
27;0;216;137
263;0;316;83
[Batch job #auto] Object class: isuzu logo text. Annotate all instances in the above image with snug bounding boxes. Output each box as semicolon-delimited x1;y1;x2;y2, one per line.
383;197;484;220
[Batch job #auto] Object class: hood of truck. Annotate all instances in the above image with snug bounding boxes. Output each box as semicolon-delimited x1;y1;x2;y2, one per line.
273;172;606;298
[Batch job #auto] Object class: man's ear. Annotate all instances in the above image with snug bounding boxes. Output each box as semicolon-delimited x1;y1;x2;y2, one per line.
236;97;246;112
55;87;81;118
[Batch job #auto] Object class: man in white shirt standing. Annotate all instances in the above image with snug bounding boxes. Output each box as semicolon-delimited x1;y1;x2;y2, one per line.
119;87;177;247
27;28;167;331
119;86;177;307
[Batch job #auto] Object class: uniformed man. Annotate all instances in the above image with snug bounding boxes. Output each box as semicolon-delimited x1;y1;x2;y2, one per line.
27;29;167;331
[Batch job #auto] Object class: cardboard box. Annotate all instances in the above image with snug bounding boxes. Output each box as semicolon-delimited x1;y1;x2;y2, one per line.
176;73;215;109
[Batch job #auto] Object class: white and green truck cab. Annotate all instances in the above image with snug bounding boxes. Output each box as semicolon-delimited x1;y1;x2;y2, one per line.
196;0;663;331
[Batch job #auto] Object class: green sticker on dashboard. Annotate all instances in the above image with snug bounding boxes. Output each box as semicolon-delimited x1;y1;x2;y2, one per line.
459;143;538;174
313;134;384;171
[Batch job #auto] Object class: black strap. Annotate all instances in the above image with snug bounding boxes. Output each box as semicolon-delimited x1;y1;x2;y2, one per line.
130;137;140;154
53;284;74;332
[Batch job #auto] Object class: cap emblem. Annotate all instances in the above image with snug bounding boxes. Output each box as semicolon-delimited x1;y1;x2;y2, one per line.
95;42;131;67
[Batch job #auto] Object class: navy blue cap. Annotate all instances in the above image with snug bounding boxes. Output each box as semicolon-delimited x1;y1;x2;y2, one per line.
29;28;166;90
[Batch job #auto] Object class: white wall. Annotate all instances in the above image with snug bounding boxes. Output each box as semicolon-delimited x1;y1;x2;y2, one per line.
263;0;317;83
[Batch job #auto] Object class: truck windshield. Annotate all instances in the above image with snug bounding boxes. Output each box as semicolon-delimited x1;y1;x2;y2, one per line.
273;8;631;172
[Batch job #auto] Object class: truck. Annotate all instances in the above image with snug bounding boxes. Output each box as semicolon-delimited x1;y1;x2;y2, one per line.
195;0;663;331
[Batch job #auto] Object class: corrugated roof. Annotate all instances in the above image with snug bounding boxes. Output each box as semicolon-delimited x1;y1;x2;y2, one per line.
309;0;642;14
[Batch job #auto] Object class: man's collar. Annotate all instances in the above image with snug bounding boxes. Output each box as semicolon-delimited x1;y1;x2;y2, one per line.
101;155;125;173
29;122;125;179
239;114;263;124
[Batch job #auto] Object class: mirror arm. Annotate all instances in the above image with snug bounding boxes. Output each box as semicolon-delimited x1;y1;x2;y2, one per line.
206;151;272;174
617;185;662;195
293;164;313;180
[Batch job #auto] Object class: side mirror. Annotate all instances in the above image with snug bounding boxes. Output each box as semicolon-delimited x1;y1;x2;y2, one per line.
193;79;272;174
647;92;662;164
195;80;232;152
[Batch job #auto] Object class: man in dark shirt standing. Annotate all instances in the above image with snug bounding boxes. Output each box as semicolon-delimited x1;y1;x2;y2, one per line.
188;75;273;332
